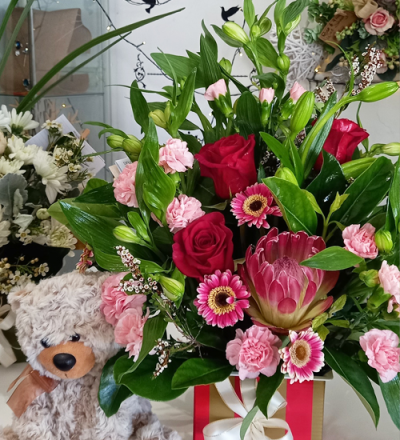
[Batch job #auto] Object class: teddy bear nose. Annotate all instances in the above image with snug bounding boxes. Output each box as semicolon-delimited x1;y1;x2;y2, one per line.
53;353;76;371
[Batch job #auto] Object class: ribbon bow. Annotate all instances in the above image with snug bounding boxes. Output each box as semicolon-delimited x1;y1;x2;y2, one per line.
203;379;293;440
0;305;17;368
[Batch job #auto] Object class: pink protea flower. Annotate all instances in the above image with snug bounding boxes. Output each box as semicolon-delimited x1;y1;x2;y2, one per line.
166;195;205;233
378;261;400;313
360;329;400;383
342;223;378;259
226;326;281;380
231;183;281;229
114;308;150;361
194;269;250;328
101;273;147;326
280;329;325;383
240;228;339;331
204;79;228;101
113;162;139;207
159;138;194;174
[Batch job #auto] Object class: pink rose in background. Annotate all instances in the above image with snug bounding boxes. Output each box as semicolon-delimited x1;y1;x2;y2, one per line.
204;79;228;101
159;138;194;174
114;308;150;361
259;88;275;104
364;8;395;35
290;82;306;102
101;273;146;326
166;195;205;233
226;326;281;380
360;329;400;383
342;223;378;259
113;162;139;207
378;261;400;313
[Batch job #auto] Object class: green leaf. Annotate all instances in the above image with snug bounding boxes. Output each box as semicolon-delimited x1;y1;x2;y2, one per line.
75;183;116;204
389;159;400;230
127;211;150;242
300;92;337;178
380;375;400;429
329;295;347;314
140;260;166;274
331;156;393;226
303;190;323;215
317;325;330;340
48;199;73;225
99;351;132;417
274;0;287;30
263;177;318;235
324;347;380;427
212;25;243;48
329;193;350;215
200;34;222;87
236;92;262;139
325;319;349;328
0;0;19;43
256;38;279;69
240;406;259;440
93;247;127;272
202;21;218;58
312;313;329;330
307;151;347;214
244;0;256;27
170;69;196;136
119;356;188;401
282;0;309;30
151;53;198;80
172;358;233;389
301;247;363;270
83;178;109;194
260;133;293;172
17;8;184;112
116;314;167;381
287;139;304;185
130;80;150;134
255;370;285;418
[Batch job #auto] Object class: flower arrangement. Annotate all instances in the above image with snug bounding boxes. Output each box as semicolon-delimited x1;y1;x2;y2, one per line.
305;0;400;80
0;107;93;296
54;0;399;433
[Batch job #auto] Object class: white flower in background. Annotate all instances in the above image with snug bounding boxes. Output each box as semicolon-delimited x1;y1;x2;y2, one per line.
0;132;7;154
0;207;11;248
7;135;40;165
13;189;25;217
0;107;11;132
33;150;71;203
38;263;49;276
9;270;32;286
68;163;81;173
47;219;77;255
0;105;39;133
0;156;25;177
13;213;34;230
15;228;33;244
42;120;63;134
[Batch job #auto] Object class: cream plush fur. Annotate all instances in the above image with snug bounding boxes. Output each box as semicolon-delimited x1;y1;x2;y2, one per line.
0;272;181;440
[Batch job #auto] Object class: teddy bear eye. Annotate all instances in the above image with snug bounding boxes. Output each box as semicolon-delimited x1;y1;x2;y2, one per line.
40;339;51;348
70;334;80;342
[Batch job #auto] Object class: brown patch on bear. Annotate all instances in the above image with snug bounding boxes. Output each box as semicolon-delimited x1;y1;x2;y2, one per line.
38;342;95;379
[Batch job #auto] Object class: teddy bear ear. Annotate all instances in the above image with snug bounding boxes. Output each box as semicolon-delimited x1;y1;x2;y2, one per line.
7;282;35;312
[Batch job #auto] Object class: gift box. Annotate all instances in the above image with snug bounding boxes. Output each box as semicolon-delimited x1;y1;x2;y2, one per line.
194;375;329;440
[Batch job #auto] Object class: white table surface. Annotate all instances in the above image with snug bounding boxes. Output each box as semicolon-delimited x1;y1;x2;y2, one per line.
1;364;399;439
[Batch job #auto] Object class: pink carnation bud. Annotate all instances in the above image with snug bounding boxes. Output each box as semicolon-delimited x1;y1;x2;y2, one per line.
342;223;378;259
159;138;194;174
290;82;306;102
204;79;228;101
378;261;400;313
259;88;275;104
166;195;205;233
360;329;400;383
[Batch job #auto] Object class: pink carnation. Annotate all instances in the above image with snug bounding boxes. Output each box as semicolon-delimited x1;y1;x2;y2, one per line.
342;223;378;259
379;261;400;313
204;79;227;101
101;273;146;326
226;326;281;380
364;8;395;36
360;329;400;383
114;308;150;361
113;162;139;207
290;82;306;102
159;138;194;174
259;88;275;104
166;195;205;233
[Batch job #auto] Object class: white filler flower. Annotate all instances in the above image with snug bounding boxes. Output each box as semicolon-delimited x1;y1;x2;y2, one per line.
0;105;39;133
7;135;40;165
0;156;25;177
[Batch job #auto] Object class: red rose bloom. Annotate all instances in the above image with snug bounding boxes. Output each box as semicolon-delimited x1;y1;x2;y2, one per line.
314;119;369;171
172;212;234;280
195;134;257;199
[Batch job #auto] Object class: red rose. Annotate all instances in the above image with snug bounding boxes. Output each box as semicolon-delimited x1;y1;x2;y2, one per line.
314;119;369;171
195;134;257;199
172;212;234;280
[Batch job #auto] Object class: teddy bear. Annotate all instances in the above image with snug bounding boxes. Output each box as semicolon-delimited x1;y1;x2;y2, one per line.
0;271;180;440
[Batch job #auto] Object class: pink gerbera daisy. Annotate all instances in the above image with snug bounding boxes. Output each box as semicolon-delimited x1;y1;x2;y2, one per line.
280;329;324;383
231;183;281;228
194;270;250;328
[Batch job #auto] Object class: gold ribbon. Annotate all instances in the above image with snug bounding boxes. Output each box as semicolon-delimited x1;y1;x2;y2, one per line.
203;379;293;440
0;305;17;368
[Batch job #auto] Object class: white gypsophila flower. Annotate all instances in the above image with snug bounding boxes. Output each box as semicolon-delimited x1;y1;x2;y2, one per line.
38;263;49;276
0;105;39;133
0;156;25;177
0;132;7;155
33;149;71;203
0;207;11;248
7;135;40;165
0;107;11;132
15;228;33;244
